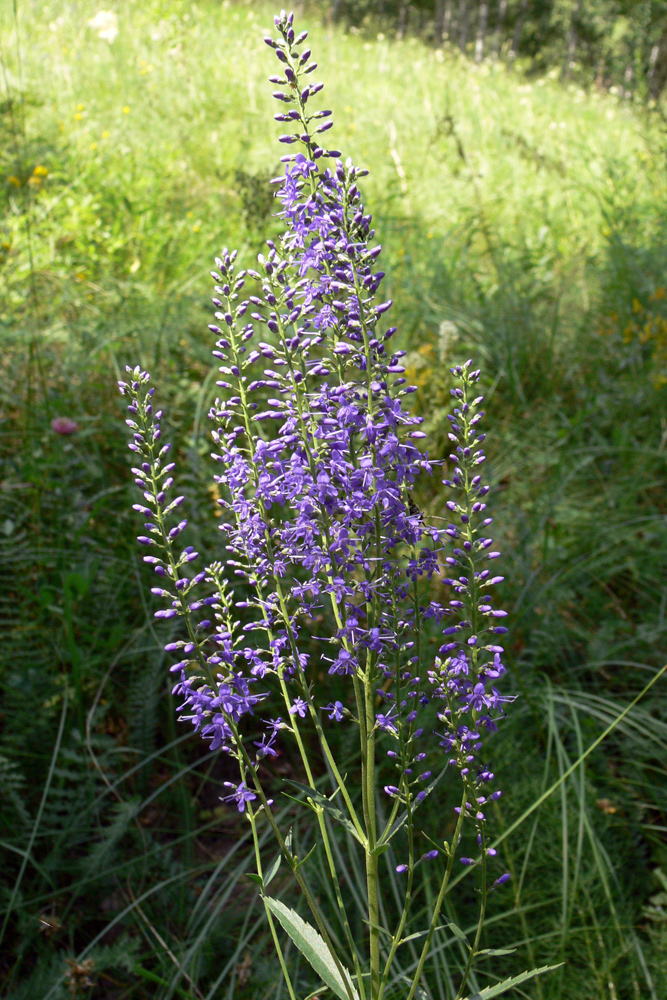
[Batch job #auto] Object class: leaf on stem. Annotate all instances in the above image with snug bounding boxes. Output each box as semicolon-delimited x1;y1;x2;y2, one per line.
462;963;564;1000
263;896;360;1000
264;851;282;888
475;948;517;957
445;921;470;946
282;779;365;845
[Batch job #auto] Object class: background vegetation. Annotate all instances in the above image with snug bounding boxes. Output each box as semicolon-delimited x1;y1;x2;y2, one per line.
1;0;666;997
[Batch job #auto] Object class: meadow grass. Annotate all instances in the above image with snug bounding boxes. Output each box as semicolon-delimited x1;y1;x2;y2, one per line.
1;1;667;997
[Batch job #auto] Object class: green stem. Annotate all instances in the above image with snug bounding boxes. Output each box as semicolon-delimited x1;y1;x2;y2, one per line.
453;831;488;1000
405;785;470;1000
232;726;357;1000
362;673;380;999
377;793;415;1000
246;800;298;1000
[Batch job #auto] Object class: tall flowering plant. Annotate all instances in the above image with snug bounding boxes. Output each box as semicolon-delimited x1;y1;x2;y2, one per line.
119;11;556;1000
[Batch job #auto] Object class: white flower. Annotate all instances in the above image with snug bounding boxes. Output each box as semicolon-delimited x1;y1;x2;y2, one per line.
87;11;119;44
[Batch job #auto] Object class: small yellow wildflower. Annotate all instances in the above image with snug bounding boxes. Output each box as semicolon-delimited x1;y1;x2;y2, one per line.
650;287;666;301
27;176;41;188
8;176;20;187
77;103;85;111
632;297;643;314
33;165;49;177
122;105;130;114
102;130;110;139
90;142;97;151
74;113;83;121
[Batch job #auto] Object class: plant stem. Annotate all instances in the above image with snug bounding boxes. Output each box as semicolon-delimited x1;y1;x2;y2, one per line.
405;784;470;1000
454;833;488;1000
232;725;357;1000
247;801;298;1000
363;673;380;999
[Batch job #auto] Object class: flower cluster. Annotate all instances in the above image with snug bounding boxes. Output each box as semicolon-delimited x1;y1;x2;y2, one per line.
119;10;512;880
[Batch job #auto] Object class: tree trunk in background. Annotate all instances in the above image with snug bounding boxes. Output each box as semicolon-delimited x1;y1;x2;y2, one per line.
444;0;453;40
475;0;489;62
397;0;409;39
435;0;446;44
459;0;470;53
330;0;343;23
493;0;507;56
561;0;583;82
648;24;667;99
509;0;529;60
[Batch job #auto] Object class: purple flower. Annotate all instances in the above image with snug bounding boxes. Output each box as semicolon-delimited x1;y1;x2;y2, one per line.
222;781;257;813
289;697;308;718
325;700;345;721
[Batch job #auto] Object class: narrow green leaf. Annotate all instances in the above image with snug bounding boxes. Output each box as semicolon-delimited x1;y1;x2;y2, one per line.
371;842;391;858
463;963;564;999
475;948;517;957
264;851;281;888
361;918;393;940
282;779;365;845
246;872;263;887
296;843;318;869
445;921;470;945
397;976;428;1000
264;896;359;1000
400;924;446;944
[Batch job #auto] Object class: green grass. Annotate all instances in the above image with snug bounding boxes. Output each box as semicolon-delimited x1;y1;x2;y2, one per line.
1;0;667;997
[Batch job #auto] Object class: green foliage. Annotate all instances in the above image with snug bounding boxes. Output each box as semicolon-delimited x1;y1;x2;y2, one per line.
1;0;666;997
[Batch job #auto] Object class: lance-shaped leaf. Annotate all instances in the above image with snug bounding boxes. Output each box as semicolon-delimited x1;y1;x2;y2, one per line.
462;963;563;999
263;896;359;1000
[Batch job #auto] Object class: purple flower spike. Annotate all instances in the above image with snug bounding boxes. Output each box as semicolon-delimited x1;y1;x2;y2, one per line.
120;20;514;943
